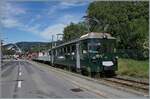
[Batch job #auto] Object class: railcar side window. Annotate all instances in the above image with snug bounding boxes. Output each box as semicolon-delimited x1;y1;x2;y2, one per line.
71;45;75;56
49;51;51;55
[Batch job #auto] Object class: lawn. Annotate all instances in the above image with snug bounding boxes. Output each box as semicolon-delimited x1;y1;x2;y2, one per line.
116;58;149;79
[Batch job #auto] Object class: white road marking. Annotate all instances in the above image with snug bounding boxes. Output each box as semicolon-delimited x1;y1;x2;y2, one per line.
18;61;21;71
17;81;22;88
19;67;21;71
19;72;22;76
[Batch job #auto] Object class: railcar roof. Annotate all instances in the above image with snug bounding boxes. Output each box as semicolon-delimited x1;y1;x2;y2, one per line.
49;32;116;51
80;32;115;39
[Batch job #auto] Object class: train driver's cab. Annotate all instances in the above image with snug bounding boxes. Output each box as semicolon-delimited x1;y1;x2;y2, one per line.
88;38;117;72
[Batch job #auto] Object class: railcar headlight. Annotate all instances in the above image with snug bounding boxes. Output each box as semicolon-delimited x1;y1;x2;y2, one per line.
92;56;96;60
115;56;119;59
71;52;75;55
96;54;100;58
91;56;97;63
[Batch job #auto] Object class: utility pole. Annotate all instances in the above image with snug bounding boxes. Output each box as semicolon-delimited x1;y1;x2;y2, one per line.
0;33;2;64
51;35;54;48
0;33;8;61
0;32;6;63
0;40;3;47
51;35;54;66
0;40;2;64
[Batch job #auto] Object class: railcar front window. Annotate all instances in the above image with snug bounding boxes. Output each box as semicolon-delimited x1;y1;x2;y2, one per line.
88;40;115;54
103;42;115;53
89;43;101;54
88;44;101;54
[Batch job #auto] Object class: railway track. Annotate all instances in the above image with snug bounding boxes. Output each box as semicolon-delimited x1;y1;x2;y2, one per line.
102;76;149;92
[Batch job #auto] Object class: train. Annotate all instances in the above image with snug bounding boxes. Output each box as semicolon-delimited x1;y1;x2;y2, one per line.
33;32;118;77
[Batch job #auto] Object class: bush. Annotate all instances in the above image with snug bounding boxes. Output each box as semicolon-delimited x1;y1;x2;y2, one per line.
116;49;149;60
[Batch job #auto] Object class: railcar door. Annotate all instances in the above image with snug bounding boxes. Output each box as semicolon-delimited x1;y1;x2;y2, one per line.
88;39;102;75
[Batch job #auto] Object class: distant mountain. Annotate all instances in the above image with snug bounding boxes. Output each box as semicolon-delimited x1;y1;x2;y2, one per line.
3;42;51;53
4;43;14;50
3;40;64;53
2;43;20;55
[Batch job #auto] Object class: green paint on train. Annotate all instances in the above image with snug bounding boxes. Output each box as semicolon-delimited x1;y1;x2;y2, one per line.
48;33;118;77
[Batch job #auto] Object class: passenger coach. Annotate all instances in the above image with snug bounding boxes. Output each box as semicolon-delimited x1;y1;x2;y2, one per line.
49;32;118;77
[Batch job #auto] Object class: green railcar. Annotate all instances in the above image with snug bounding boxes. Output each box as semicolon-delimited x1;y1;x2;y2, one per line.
49;32;118;77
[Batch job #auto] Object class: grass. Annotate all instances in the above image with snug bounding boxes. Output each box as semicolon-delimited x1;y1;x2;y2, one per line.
116;58;149;79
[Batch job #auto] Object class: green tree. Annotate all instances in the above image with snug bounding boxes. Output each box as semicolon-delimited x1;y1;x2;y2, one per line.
87;1;149;59
2;47;16;55
63;22;87;41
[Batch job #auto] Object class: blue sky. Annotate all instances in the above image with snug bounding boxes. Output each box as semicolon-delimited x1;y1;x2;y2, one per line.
0;0;90;44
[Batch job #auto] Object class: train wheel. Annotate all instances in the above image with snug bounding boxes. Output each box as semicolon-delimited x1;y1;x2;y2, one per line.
104;71;116;77
87;67;92;77
95;72;100;78
99;72;105;78
110;71;116;77
81;69;88;76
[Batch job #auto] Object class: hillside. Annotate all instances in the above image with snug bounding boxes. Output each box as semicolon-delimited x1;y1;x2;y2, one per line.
3;42;52;53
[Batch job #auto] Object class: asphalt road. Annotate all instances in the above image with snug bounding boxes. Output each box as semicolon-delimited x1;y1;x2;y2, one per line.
1;60;148;98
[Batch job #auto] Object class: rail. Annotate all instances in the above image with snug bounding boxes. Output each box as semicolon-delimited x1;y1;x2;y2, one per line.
102;76;149;92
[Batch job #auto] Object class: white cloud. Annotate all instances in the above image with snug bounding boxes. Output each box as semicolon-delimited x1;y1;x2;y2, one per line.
32;1;87;41
0;18;22;28
0;1;41;35
58;14;81;24
29;13;82;41
27;14;42;26
39;24;66;40
23;24;41;34
47;0;89;16
60;0;89;7
38;14;82;40
0;1;26;28
0;1;26;20
0;1;86;41
48;5;58;16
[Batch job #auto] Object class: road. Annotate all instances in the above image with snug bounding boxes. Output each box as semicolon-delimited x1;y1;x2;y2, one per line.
1;60;148;98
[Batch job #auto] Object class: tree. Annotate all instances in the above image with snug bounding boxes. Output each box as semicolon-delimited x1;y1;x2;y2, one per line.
2;47;16;55
63;22;87;41
87;1;149;59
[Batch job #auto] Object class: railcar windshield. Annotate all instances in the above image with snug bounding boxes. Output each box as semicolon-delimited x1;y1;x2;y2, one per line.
88;39;116;54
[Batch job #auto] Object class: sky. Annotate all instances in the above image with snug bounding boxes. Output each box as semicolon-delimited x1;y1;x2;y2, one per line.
0;0;90;44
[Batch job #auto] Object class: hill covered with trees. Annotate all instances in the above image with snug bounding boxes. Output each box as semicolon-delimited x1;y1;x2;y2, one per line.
2;42;52;55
